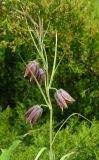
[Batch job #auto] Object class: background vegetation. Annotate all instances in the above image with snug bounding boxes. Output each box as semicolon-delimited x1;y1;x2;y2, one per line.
0;0;99;159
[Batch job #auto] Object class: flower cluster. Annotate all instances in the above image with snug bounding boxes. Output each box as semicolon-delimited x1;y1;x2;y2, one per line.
24;60;45;84
24;60;75;125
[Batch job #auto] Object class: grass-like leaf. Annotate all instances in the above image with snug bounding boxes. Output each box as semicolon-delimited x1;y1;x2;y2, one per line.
0;140;21;160
60;151;76;160
34;147;46;160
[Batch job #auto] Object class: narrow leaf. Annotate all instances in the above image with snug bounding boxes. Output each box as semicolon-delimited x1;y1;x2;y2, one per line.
34;147;46;160
0;140;21;160
60;151;76;160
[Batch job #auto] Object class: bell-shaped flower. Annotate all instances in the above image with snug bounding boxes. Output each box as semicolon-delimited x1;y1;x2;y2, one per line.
25;105;43;125
24;60;39;81
54;88;75;111
37;68;45;84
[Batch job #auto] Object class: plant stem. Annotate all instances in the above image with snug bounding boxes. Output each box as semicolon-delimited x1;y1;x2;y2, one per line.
49;107;53;160
52;113;92;145
46;86;53;160
47;32;58;160
49;87;57;91
49;32;57;88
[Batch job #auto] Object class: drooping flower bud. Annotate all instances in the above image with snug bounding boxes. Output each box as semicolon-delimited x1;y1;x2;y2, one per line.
54;88;75;111
58;89;75;103
54;92;68;110
24;61;39;81
25;105;43;125
37;68;45;84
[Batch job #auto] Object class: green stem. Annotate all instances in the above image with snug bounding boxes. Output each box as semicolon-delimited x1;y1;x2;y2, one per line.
40;104;48;107
49;87;57;91
49;32;57;88
49;107;53;160
54;52;66;73
52;113;92;146
22;10;46;70
46;87;53;160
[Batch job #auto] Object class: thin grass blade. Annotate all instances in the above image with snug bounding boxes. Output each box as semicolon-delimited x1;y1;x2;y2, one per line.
34;147;46;160
0;140;21;160
60;151;76;160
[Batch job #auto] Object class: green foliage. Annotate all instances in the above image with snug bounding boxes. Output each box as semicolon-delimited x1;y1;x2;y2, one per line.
0;0;99;118
0;105;99;160
34;147;47;160
0;140;21;160
0;1;99;159
53;119;99;160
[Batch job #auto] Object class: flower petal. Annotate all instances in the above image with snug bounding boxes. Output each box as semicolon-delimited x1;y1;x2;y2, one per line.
59;89;75;103
24;60;39;81
37;68;45;84
25;105;43;125
55;91;68;110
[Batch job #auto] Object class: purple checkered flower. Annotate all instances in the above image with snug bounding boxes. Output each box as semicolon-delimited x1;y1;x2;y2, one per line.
24;60;39;81
25;105;43;125
37;68;45;84
54;88;75;111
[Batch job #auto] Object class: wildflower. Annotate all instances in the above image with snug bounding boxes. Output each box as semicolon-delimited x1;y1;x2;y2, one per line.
37;68;45;84
54;88;75;111
25;105;43;125
24;60;39;81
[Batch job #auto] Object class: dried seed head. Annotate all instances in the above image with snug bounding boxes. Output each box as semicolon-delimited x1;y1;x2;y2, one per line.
25;105;43;125
54;88;75;111
24;61;39;81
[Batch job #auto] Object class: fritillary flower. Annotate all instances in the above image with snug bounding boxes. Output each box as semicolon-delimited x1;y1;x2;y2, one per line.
24;60;39;81
54;88;75;111
37;68;45;84
25;105;43;125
